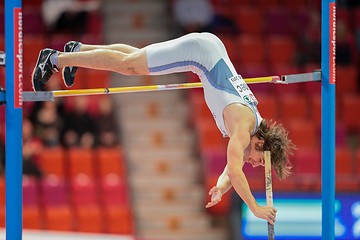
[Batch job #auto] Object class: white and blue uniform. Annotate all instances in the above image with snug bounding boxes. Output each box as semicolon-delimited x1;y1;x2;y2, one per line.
145;32;262;137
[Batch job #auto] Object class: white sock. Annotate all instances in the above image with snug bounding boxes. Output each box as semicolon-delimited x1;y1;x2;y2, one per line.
50;52;58;67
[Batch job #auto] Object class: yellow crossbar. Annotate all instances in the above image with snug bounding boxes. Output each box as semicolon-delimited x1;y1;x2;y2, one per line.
22;75;282;101
52;75;280;98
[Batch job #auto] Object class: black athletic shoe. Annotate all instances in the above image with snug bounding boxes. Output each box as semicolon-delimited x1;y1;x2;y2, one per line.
31;48;59;92
62;41;81;88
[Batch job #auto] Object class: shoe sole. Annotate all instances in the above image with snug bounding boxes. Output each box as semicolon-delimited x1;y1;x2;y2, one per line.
62;42;78;88
31;49;45;92
31;49;59;92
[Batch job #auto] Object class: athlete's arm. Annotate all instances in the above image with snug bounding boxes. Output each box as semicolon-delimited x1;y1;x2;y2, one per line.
227;124;276;224
205;164;232;208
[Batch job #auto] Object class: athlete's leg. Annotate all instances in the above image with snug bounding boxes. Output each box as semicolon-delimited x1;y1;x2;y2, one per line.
79;43;139;54
62;42;141;87
32;33;206;91
57;48;149;75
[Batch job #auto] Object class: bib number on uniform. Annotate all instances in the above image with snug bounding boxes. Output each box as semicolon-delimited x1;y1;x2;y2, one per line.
228;75;258;105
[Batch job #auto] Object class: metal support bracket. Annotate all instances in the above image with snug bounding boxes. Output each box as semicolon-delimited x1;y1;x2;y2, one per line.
0;52;5;66
281;70;322;84
0;86;5;105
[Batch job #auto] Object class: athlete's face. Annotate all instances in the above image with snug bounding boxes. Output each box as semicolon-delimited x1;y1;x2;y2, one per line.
243;136;265;168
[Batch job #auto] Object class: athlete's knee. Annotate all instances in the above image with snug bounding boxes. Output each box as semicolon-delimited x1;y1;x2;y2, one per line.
120;49;148;75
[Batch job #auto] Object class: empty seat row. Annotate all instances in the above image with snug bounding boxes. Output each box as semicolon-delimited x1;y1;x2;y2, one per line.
0;174;134;233
220;34;298;66
38;147;126;179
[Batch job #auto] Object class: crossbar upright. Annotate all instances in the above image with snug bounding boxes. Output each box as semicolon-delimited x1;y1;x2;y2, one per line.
321;0;336;239
5;0;23;239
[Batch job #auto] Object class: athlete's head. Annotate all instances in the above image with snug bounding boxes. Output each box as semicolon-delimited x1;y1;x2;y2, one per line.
255;119;296;180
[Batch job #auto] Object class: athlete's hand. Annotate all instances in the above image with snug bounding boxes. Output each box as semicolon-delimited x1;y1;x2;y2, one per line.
253;205;277;225
206;186;222;208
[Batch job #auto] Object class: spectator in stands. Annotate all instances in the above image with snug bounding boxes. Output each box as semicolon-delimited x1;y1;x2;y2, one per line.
42;0;100;35
31;32;296;225
338;0;360;8
95;97;120;147
62;96;98;149
336;20;357;66
172;0;237;35
28;74;66;147
299;10;321;65
0;118;43;178
32;101;64;147
173;0;215;34
22;119;43;178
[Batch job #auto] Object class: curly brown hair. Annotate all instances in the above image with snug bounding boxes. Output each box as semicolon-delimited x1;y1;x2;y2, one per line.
255;119;296;180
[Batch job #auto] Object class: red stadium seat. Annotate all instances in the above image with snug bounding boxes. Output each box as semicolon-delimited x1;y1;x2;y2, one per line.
68;148;96;178
293;148;321;175
236;35;266;64
267;35;297;65
264;7;292;36
0;9;4;34
189;90;211;118
237;64;271;79
22;176;39;207
356;149;360;174
287;120;319;150
84;69;110;89
336;65;358;97
282;0;309;11
86;12;103;35
336;146;353;175
293;147;321;191
196;119;228;153
40;175;68;207
336;147;359;192
103;205;134;234
202;149;227;176
271;64;300;76
44;205;74;231
23;206;42;230
100;174;129;206
254;0;280;9
256;93;278;120
290;8;311;38
96;147;125;178
233;7;264;35
0;178;4;206
309;94;321;127
24;35;46;66
38;147;66;177
23;0;43;7
23;7;46;34
278;93;309;123
70;174;98;207
341;94;360;132
74;205;104;233
303;81;321;96
0;206;4;228
218;35;236;62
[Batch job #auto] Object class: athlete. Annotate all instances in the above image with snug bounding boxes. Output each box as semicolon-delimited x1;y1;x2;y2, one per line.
32;32;295;225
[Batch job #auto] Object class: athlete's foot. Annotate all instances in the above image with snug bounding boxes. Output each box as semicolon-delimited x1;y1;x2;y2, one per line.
31;48;59;92
62;41;81;88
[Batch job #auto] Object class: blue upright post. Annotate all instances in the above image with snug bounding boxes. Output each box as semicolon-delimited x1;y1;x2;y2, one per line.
5;0;23;239
321;0;336;239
